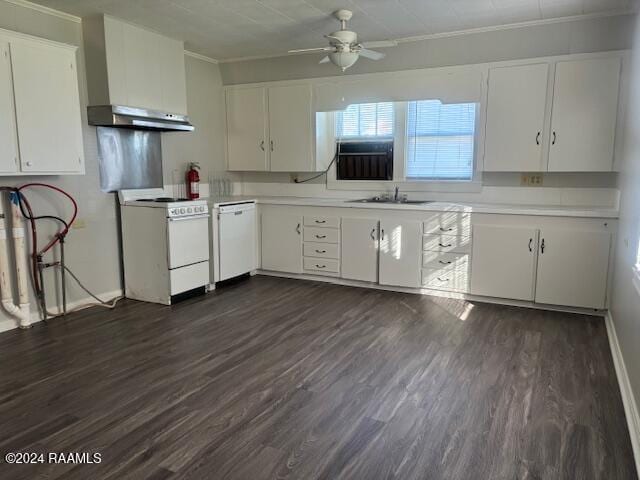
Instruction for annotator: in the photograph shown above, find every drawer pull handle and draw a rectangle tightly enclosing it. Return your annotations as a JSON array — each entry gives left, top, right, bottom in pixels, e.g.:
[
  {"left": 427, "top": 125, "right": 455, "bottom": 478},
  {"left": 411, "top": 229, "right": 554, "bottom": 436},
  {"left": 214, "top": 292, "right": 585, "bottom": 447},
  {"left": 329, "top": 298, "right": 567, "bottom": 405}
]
[
  {"left": 315, "top": 249, "right": 326, "bottom": 254},
  {"left": 316, "top": 234, "right": 327, "bottom": 239},
  {"left": 437, "top": 277, "right": 449, "bottom": 282},
  {"left": 528, "top": 238, "right": 533, "bottom": 252},
  {"left": 315, "top": 264, "right": 326, "bottom": 269},
  {"left": 439, "top": 260, "right": 452, "bottom": 265},
  {"left": 315, "top": 220, "right": 326, "bottom": 224},
  {"left": 439, "top": 243, "right": 452, "bottom": 248},
  {"left": 439, "top": 227, "right": 453, "bottom": 232}
]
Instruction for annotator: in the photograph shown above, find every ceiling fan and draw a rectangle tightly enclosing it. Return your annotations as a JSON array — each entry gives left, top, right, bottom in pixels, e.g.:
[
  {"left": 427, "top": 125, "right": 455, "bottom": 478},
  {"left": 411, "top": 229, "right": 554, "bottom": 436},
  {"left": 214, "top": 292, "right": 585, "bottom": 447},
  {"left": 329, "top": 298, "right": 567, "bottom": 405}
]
[{"left": 288, "top": 9, "right": 397, "bottom": 71}]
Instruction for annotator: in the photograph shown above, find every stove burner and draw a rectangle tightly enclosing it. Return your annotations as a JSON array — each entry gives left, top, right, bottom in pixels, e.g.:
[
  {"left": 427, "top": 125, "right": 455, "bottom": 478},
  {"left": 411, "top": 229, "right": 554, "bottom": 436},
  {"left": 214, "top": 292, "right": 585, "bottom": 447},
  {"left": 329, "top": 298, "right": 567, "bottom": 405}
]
[{"left": 135, "top": 197, "right": 189, "bottom": 203}]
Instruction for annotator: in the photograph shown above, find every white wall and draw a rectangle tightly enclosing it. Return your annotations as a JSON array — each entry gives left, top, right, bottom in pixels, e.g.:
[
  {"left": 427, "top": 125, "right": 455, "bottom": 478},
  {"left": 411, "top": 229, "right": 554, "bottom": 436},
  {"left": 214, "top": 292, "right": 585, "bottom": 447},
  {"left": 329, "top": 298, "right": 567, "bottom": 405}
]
[
  {"left": 610, "top": 10, "right": 640, "bottom": 455},
  {"left": 0, "top": 1, "right": 226, "bottom": 332}
]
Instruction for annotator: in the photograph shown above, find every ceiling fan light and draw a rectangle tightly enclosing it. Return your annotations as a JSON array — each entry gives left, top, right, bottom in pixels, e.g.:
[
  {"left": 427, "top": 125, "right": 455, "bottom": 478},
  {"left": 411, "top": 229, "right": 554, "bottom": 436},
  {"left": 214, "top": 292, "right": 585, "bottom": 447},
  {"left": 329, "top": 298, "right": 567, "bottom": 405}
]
[{"left": 329, "top": 51, "right": 358, "bottom": 71}]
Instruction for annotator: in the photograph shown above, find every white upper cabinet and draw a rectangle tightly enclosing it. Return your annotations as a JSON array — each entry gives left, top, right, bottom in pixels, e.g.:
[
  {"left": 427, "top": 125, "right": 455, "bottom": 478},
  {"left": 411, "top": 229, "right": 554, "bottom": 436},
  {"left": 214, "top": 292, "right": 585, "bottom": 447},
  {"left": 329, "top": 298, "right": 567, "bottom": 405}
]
[
  {"left": 341, "top": 217, "right": 379, "bottom": 283},
  {"left": 535, "top": 228, "right": 610, "bottom": 309},
  {"left": 470, "top": 224, "right": 538, "bottom": 301},
  {"left": 547, "top": 57, "right": 621, "bottom": 172},
  {"left": 0, "top": 41, "right": 18, "bottom": 173},
  {"left": 4, "top": 35, "right": 84, "bottom": 174},
  {"left": 484, "top": 63, "right": 549, "bottom": 172},
  {"left": 84, "top": 16, "right": 188, "bottom": 115},
  {"left": 379, "top": 219, "right": 421, "bottom": 288},
  {"left": 226, "top": 84, "right": 320, "bottom": 172},
  {"left": 268, "top": 84, "right": 313, "bottom": 172},
  {"left": 226, "top": 87, "right": 269, "bottom": 171}
]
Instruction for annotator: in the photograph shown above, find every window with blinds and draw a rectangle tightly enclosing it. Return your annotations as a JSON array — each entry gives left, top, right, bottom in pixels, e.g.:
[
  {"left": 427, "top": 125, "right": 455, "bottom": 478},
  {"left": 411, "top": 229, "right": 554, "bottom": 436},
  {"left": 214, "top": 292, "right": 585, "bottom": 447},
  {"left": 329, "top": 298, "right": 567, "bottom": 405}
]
[
  {"left": 336, "top": 102, "right": 394, "bottom": 139},
  {"left": 406, "top": 100, "right": 477, "bottom": 180}
]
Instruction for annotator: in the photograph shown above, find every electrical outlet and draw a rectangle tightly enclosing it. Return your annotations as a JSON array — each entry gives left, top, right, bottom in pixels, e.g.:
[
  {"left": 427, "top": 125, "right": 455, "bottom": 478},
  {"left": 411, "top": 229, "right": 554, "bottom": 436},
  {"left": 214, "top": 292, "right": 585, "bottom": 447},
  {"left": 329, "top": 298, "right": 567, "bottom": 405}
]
[
  {"left": 520, "top": 174, "right": 544, "bottom": 186},
  {"left": 72, "top": 219, "right": 87, "bottom": 229}
]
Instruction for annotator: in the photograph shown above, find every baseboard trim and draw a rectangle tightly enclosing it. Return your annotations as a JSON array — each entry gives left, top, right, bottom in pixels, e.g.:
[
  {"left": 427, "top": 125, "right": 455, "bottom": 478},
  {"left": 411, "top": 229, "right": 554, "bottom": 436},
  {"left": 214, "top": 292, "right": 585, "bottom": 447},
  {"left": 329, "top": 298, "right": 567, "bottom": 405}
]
[
  {"left": 605, "top": 311, "right": 640, "bottom": 476},
  {"left": 0, "top": 289, "right": 123, "bottom": 334},
  {"left": 257, "top": 270, "right": 605, "bottom": 316}
]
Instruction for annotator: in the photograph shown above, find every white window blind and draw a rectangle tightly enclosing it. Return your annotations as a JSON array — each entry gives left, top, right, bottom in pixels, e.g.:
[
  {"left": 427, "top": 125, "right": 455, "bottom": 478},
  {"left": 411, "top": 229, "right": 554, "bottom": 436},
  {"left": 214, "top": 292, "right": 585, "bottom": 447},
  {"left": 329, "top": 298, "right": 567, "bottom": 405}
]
[
  {"left": 406, "top": 100, "right": 476, "bottom": 180},
  {"left": 336, "top": 102, "right": 394, "bottom": 139}
]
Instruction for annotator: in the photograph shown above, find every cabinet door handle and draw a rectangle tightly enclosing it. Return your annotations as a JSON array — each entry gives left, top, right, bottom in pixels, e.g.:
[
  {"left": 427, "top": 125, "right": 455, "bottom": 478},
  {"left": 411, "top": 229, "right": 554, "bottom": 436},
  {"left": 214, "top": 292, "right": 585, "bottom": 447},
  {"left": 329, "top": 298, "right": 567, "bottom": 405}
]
[
  {"left": 260, "top": 140, "right": 265, "bottom": 151},
  {"left": 370, "top": 228, "right": 376, "bottom": 240},
  {"left": 528, "top": 238, "right": 533, "bottom": 252},
  {"left": 380, "top": 229, "right": 385, "bottom": 240},
  {"left": 439, "top": 260, "right": 452, "bottom": 265},
  {"left": 439, "top": 243, "right": 452, "bottom": 248},
  {"left": 315, "top": 220, "right": 326, "bottom": 224},
  {"left": 540, "top": 238, "right": 545, "bottom": 254},
  {"left": 552, "top": 132, "right": 556, "bottom": 145},
  {"left": 315, "top": 264, "right": 326, "bottom": 269},
  {"left": 536, "top": 131, "right": 541, "bottom": 145},
  {"left": 270, "top": 140, "right": 274, "bottom": 152},
  {"left": 296, "top": 223, "right": 301, "bottom": 235},
  {"left": 439, "top": 227, "right": 453, "bottom": 232},
  {"left": 315, "top": 234, "right": 326, "bottom": 239},
  {"left": 315, "top": 249, "right": 326, "bottom": 254},
  {"left": 437, "top": 277, "right": 450, "bottom": 282}
]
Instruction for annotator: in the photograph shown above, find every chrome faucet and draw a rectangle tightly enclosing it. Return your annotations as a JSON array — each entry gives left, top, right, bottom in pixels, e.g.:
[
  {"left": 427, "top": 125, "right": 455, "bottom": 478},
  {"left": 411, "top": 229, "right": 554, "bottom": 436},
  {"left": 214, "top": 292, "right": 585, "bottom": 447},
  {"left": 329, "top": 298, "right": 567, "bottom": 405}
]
[{"left": 394, "top": 185, "right": 400, "bottom": 201}]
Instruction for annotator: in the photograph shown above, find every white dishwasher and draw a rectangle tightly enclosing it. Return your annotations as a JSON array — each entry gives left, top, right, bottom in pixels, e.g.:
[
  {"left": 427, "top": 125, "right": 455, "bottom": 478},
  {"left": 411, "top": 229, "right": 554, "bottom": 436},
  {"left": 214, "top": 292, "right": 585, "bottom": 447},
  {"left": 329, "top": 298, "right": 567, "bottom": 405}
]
[{"left": 217, "top": 201, "right": 257, "bottom": 282}]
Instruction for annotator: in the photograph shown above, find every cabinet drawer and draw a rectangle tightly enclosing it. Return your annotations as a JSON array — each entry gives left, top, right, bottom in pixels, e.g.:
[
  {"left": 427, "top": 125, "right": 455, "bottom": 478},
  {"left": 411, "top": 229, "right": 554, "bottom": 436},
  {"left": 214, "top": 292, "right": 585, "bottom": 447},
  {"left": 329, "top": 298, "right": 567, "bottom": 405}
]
[
  {"left": 423, "top": 251, "right": 469, "bottom": 271},
  {"left": 304, "top": 215, "right": 340, "bottom": 228},
  {"left": 423, "top": 212, "right": 471, "bottom": 236},
  {"left": 303, "top": 257, "right": 340, "bottom": 273},
  {"left": 303, "top": 242, "right": 340, "bottom": 259},
  {"left": 423, "top": 234, "right": 471, "bottom": 254},
  {"left": 304, "top": 227, "right": 339, "bottom": 243},
  {"left": 421, "top": 267, "right": 469, "bottom": 293}
]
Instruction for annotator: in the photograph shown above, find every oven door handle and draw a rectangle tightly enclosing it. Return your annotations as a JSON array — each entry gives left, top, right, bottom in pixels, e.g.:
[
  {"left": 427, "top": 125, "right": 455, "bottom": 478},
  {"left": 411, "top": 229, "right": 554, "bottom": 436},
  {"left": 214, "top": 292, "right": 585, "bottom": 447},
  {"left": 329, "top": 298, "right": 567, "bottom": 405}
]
[{"left": 168, "top": 214, "right": 210, "bottom": 222}]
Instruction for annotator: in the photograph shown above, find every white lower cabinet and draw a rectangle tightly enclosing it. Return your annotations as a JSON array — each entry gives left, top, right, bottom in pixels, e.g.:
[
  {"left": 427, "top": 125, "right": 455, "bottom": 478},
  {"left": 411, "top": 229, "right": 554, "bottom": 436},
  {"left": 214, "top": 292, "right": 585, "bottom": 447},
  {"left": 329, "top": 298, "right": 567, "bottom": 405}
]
[
  {"left": 261, "top": 213, "right": 302, "bottom": 273},
  {"left": 470, "top": 222, "right": 612, "bottom": 309},
  {"left": 535, "top": 228, "right": 610, "bottom": 309},
  {"left": 379, "top": 219, "right": 421, "bottom": 288},
  {"left": 341, "top": 217, "right": 379, "bottom": 283},
  {"left": 470, "top": 225, "right": 538, "bottom": 301}
]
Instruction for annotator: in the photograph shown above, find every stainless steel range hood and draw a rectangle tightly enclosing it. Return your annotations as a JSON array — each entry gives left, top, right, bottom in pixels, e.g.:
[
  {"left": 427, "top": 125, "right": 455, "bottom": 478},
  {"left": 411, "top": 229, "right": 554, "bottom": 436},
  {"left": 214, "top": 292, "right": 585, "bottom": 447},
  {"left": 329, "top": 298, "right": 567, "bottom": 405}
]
[{"left": 88, "top": 105, "right": 194, "bottom": 132}]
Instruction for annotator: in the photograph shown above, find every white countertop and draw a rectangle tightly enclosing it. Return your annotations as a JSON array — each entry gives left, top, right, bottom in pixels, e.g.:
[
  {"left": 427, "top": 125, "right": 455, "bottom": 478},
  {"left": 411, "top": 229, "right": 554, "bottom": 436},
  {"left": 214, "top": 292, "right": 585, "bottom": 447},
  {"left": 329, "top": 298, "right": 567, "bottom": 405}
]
[{"left": 208, "top": 195, "right": 618, "bottom": 218}]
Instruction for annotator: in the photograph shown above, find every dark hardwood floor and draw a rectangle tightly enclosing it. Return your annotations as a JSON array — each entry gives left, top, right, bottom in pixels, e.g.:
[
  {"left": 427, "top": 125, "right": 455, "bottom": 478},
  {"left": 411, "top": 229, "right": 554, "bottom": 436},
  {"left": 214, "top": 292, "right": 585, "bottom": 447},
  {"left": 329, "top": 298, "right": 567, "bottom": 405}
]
[{"left": 0, "top": 275, "right": 636, "bottom": 480}]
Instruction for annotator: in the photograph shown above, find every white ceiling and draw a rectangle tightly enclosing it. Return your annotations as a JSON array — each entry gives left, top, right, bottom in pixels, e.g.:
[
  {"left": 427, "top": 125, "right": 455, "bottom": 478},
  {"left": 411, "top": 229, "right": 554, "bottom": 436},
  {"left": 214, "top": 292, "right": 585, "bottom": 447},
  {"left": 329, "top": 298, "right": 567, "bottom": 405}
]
[{"left": 29, "top": 0, "right": 635, "bottom": 60}]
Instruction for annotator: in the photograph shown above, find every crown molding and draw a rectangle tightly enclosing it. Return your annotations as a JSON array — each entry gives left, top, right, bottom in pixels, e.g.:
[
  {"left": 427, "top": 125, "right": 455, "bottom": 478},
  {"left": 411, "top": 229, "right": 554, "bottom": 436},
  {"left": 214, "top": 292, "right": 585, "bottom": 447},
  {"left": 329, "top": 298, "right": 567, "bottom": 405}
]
[
  {"left": 218, "top": 9, "right": 636, "bottom": 64},
  {"left": 185, "top": 50, "right": 219, "bottom": 64},
  {"left": 3, "top": 0, "right": 81, "bottom": 23}
]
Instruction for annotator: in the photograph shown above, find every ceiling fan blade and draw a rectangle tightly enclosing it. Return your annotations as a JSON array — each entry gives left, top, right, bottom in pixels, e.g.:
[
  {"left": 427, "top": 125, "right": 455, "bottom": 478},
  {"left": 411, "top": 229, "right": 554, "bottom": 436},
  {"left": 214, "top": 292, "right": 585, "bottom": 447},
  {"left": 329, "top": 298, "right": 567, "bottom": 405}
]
[
  {"left": 324, "top": 34, "right": 348, "bottom": 44},
  {"left": 319, "top": 56, "right": 330, "bottom": 64},
  {"left": 360, "top": 40, "right": 398, "bottom": 48},
  {"left": 288, "top": 47, "right": 333, "bottom": 54},
  {"left": 359, "top": 49, "right": 385, "bottom": 61}
]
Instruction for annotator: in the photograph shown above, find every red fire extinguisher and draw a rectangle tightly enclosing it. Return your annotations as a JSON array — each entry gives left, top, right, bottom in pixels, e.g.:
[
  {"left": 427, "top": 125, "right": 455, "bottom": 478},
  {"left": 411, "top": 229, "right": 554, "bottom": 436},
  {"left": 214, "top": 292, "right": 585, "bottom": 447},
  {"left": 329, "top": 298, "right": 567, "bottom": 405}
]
[{"left": 186, "top": 162, "right": 200, "bottom": 200}]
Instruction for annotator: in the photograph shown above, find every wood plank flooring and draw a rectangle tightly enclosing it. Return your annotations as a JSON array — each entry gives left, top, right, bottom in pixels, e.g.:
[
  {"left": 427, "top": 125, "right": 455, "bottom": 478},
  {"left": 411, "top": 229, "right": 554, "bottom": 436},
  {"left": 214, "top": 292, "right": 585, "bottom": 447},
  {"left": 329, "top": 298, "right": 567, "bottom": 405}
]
[{"left": 0, "top": 275, "right": 636, "bottom": 480}]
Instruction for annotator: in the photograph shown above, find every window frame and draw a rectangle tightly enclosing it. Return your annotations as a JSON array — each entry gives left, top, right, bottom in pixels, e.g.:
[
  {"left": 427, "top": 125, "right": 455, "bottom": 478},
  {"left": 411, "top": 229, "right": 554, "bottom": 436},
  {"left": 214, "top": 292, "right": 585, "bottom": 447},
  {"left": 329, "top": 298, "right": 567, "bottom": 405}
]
[
  {"left": 633, "top": 238, "right": 640, "bottom": 297},
  {"left": 327, "top": 101, "right": 483, "bottom": 193}
]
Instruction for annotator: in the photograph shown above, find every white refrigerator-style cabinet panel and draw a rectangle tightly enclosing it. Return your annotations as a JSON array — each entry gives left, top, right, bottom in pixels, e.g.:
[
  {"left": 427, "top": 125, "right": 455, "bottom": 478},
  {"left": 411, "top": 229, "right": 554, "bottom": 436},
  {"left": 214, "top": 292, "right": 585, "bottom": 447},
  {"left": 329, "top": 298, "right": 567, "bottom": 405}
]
[
  {"left": 535, "top": 228, "right": 610, "bottom": 309},
  {"left": 268, "top": 84, "right": 313, "bottom": 172},
  {"left": 10, "top": 40, "right": 84, "bottom": 174},
  {"left": 226, "top": 87, "right": 269, "bottom": 171},
  {"left": 341, "top": 217, "right": 379, "bottom": 283},
  {"left": 470, "top": 224, "right": 538, "bottom": 301},
  {"left": 378, "top": 219, "right": 421, "bottom": 288},
  {"left": 484, "top": 63, "right": 549, "bottom": 172},
  {"left": 0, "top": 42, "right": 18, "bottom": 173},
  {"left": 261, "top": 213, "right": 303, "bottom": 274},
  {"left": 547, "top": 57, "right": 621, "bottom": 172}
]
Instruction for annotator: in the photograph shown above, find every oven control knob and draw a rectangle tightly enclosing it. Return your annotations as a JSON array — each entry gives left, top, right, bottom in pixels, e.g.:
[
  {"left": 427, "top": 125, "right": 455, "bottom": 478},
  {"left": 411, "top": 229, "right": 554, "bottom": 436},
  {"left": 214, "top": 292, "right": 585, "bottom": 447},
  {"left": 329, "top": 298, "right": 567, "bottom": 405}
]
[
  {"left": 180, "top": 208, "right": 186, "bottom": 214},
  {"left": 199, "top": 206, "right": 205, "bottom": 212},
  {"left": 187, "top": 207, "right": 193, "bottom": 213},
  {"left": 170, "top": 209, "right": 176, "bottom": 215}
]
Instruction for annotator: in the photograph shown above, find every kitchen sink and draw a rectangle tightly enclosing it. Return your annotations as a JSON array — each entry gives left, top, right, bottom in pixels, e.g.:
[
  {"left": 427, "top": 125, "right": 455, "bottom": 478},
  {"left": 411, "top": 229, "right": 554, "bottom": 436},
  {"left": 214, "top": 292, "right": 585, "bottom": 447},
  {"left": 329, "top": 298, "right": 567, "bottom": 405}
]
[{"left": 348, "top": 197, "right": 434, "bottom": 205}]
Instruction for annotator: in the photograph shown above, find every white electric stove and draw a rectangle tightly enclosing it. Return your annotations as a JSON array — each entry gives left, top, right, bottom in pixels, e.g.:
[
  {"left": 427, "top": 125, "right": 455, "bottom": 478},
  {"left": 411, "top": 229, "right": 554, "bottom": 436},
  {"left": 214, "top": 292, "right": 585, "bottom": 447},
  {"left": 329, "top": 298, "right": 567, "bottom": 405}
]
[{"left": 119, "top": 189, "right": 210, "bottom": 305}]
